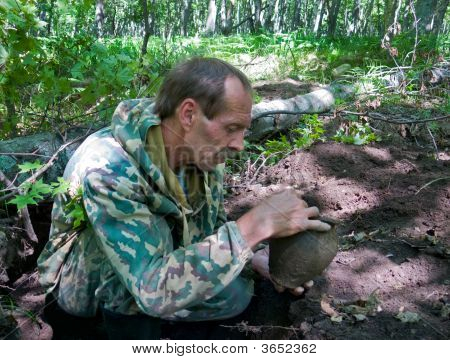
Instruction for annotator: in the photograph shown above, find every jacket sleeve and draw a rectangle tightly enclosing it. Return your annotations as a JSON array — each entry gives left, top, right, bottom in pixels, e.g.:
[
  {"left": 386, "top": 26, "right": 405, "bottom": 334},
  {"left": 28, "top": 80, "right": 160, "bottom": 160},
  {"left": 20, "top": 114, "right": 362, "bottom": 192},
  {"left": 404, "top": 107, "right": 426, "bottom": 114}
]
[{"left": 82, "top": 170, "right": 253, "bottom": 318}]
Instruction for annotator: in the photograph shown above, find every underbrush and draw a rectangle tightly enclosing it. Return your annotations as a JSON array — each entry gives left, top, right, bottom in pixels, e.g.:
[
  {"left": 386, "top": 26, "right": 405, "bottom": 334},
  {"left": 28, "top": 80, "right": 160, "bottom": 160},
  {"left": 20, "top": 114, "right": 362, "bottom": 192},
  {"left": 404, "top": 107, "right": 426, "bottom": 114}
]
[{"left": 1, "top": 11, "right": 448, "bottom": 140}]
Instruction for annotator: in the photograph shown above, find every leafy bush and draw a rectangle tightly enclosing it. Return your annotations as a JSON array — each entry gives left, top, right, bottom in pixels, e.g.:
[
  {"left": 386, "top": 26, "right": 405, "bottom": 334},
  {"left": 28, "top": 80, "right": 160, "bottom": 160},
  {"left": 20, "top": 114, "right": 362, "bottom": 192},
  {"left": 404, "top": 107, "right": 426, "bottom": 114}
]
[
  {"left": 332, "top": 122, "right": 381, "bottom": 145},
  {"left": 8, "top": 160, "right": 86, "bottom": 228}
]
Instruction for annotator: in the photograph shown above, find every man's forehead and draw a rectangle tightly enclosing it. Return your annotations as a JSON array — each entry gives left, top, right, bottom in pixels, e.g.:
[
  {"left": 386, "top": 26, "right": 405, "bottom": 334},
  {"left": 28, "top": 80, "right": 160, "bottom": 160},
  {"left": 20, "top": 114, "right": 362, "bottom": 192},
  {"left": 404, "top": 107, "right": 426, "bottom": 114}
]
[
  {"left": 219, "top": 110, "right": 252, "bottom": 128},
  {"left": 224, "top": 76, "right": 252, "bottom": 103}
]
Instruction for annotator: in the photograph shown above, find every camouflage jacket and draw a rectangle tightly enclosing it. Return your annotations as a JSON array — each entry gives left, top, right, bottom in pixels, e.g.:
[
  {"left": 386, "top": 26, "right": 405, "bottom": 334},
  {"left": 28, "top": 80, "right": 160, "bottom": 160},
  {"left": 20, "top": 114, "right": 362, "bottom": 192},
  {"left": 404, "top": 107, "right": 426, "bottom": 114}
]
[{"left": 38, "top": 99, "right": 254, "bottom": 319}]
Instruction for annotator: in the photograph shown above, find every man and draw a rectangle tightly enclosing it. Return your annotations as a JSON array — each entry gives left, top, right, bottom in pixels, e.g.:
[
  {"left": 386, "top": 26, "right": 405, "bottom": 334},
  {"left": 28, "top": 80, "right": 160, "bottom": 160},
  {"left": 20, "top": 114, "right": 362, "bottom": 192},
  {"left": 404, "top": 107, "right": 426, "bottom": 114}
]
[{"left": 38, "top": 57, "right": 330, "bottom": 339}]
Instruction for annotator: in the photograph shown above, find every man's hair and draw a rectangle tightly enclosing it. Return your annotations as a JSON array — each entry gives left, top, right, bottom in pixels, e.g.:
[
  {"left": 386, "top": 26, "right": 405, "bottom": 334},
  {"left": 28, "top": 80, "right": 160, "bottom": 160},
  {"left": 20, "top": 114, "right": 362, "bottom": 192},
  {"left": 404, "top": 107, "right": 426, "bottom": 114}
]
[{"left": 154, "top": 57, "right": 252, "bottom": 120}]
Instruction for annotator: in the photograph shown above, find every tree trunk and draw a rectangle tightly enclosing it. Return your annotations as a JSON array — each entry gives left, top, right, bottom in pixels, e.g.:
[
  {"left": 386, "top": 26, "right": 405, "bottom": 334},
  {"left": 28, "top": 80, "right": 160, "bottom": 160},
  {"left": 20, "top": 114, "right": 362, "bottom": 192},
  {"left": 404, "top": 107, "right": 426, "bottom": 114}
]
[
  {"left": 416, "top": 0, "right": 449, "bottom": 35},
  {"left": 3, "top": 95, "right": 17, "bottom": 137},
  {"left": 328, "top": 0, "right": 343, "bottom": 37},
  {"left": 351, "top": 0, "right": 362, "bottom": 34},
  {"left": 141, "top": 0, "right": 150, "bottom": 58},
  {"left": 264, "top": 0, "right": 276, "bottom": 32},
  {"left": 220, "top": 0, "right": 235, "bottom": 35},
  {"left": 227, "top": 0, "right": 235, "bottom": 33},
  {"left": 377, "top": 0, "right": 383, "bottom": 35},
  {"left": 95, "top": 0, "right": 105, "bottom": 38},
  {"left": 278, "top": 0, "right": 287, "bottom": 32},
  {"left": 361, "top": 0, "right": 375, "bottom": 35},
  {"left": 271, "top": 0, "right": 284, "bottom": 33},
  {"left": 254, "top": 0, "right": 263, "bottom": 32},
  {"left": 47, "top": 0, "right": 56, "bottom": 35},
  {"left": 384, "top": 0, "right": 402, "bottom": 33},
  {"left": 236, "top": 0, "right": 241, "bottom": 33},
  {"left": 110, "top": 4, "right": 116, "bottom": 36},
  {"left": 313, "top": 0, "right": 326, "bottom": 34},
  {"left": 149, "top": 0, "right": 156, "bottom": 36},
  {"left": 291, "top": 0, "right": 303, "bottom": 31},
  {"left": 343, "top": 0, "right": 350, "bottom": 34},
  {"left": 305, "top": 0, "right": 313, "bottom": 33},
  {"left": 206, "top": 0, "right": 217, "bottom": 34},
  {"left": 182, "top": 0, "right": 193, "bottom": 36},
  {"left": 435, "top": 0, "right": 450, "bottom": 35},
  {"left": 221, "top": 0, "right": 227, "bottom": 32}
]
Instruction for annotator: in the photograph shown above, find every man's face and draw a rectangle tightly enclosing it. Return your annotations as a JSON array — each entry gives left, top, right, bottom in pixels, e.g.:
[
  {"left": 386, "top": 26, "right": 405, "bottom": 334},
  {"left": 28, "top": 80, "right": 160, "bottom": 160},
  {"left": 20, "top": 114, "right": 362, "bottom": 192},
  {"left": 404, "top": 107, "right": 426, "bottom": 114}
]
[{"left": 185, "top": 77, "right": 252, "bottom": 171}]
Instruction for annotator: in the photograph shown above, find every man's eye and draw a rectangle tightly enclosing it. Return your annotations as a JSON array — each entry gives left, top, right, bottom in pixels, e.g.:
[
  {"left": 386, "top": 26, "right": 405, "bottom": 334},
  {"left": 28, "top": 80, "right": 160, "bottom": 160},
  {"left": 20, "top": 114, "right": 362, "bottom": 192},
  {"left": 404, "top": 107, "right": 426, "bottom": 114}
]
[{"left": 227, "top": 127, "right": 238, "bottom": 133}]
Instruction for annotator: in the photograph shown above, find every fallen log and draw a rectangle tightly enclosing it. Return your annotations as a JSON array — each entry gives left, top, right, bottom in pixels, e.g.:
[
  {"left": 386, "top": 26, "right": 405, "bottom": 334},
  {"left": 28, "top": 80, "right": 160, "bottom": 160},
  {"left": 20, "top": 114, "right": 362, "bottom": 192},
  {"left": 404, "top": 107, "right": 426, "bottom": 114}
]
[
  {"left": 248, "top": 84, "right": 355, "bottom": 142},
  {"left": 0, "top": 128, "right": 92, "bottom": 187},
  {"left": 421, "top": 64, "right": 450, "bottom": 86}
]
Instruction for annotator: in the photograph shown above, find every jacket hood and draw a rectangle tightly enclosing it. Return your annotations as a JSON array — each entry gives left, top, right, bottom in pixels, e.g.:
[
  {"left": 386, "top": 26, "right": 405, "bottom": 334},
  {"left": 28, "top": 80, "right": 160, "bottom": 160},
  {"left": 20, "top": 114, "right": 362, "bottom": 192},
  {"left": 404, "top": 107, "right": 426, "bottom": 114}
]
[{"left": 110, "top": 98, "right": 166, "bottom": 185}]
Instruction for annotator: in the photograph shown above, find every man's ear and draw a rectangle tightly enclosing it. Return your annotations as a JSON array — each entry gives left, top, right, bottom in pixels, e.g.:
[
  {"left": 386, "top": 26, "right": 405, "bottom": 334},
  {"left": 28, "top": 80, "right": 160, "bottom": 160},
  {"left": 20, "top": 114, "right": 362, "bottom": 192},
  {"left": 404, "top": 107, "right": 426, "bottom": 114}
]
[{"left": 178, "top": 98, "right": 197, "bottom": 131}]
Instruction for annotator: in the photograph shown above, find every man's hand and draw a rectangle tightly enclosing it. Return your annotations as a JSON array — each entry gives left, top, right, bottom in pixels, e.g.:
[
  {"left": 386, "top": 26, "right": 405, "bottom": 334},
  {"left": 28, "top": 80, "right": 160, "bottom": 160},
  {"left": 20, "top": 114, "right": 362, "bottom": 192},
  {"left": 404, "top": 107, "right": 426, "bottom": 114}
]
[
  {"left": 236, "top": 187, "right": 331, "bottom": 248},
  {"left": 251, "top": 246, "right": 314, "bottom": 296}
]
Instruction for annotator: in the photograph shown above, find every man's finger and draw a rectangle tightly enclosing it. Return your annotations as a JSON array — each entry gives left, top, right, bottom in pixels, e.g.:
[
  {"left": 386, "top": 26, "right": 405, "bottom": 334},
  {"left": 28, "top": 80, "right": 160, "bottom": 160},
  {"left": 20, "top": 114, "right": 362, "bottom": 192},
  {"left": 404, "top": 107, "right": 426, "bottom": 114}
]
[
  {"left": 304, "top": 206, "right": 320, "bottom": 218},
  {"left": 303, "top": 280, "right": 314, "bottom": 289},
  {"left": 307, "top": 219, "right": 332, "bottom": 232},
  {"left": 289, "top": 286, "right": 305, "bottom": 296},
  {"left": 300, "top": 199, "right": 309, "bottom": 208}
]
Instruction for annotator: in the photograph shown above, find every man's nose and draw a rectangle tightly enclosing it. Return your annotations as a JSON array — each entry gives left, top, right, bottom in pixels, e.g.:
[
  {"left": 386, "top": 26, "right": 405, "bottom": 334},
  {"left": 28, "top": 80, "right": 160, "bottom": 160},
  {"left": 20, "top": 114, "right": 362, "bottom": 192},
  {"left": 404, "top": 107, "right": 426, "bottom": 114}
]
[{"left": 228, "top": 131, "right": 245, "bottom": 152}]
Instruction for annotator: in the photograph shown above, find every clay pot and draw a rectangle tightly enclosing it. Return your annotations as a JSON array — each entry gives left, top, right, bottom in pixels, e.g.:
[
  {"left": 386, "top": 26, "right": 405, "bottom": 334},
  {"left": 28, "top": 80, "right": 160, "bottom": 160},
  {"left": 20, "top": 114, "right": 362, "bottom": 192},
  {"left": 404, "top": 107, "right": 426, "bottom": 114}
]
[{"left": 269, "top": 218, "right": 338, "bottom": 288}]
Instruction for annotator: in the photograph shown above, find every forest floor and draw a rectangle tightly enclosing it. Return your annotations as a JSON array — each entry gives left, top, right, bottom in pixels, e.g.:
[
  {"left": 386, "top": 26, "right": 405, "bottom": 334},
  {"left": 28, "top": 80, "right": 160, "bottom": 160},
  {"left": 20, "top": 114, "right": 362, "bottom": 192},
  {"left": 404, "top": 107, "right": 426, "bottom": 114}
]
[
  {"left": 222, "top": 140, "right": 449, "bottom": 340},
  {"left": 2, "top": 80, "right": 449, "bottom": 340}
]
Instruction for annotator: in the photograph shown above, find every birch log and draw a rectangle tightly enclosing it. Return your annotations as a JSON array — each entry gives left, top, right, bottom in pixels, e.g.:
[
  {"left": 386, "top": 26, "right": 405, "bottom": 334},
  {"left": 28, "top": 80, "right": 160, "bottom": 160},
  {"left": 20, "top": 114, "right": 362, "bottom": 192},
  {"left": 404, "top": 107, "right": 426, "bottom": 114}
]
[{"left": 247, "top": 84, "right": 355, "bottom": 142}]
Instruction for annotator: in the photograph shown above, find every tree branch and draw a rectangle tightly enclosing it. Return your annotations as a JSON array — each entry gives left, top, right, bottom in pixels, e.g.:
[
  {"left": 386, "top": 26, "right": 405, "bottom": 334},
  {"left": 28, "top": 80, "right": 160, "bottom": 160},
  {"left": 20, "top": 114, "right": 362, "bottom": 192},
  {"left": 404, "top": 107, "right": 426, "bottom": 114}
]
[
  {"left": 0, "top": 133, "right": 92, "bottom": 204},
  {"left": 252, "top": 110, "right": 323, "bottom": 121},
  {"left": 252, "top": 108, "right": 450, "bottom": 126},
  {"left": 0, "top": 152, "right": 51, "bottom": 158},
  {"left": 0, "top": 170, "right": 38, "bottom": 245},
  {"left": 340, "top": 111, "right": 450, "bottom": 124}
]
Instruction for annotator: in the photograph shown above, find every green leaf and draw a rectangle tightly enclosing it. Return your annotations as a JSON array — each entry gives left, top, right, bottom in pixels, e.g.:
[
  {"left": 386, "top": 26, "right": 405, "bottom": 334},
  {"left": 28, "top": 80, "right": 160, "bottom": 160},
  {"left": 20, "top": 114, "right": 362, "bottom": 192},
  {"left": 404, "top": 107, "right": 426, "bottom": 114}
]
[
  {"left": 353, "top": 314, "right": 367, "bottom": 321},
  {"left": 117, "top": 53, "right": 131, "bottom": 63},
  {"left": 8, "top": 194, "right": 38, "bottom": 210},
  {"left": 352, "top": 134, "right": 365, "bottom": 145},
  {"left": 116, "top": 67, "right": 132, "bottom": 84},
  {"left": 30, "top": 179, "right": 53, "bottom": 196},
  {"left": 22, "top": 53, "right": 36, "bottom": 66},
  {"left": 66, "top": 203, "right": 86, "bottom": 228},
  {"left": 70, "top": 62, "right": 84, "bottom": 79},
  {"left": 343, "top": 304, "right": 368, "bottom": 315},
  {"left": 51, "top": 177, "right": 70, "bottom": 196},
  {"left": 18, "top": 160, "right": 43, "bottom": 173}
]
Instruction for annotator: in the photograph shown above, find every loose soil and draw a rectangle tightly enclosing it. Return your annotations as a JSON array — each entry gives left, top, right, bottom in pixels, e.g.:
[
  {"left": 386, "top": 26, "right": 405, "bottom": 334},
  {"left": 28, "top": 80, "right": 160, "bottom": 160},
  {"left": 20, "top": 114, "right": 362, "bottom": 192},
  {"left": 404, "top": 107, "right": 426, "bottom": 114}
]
[
  {"left": 2, "top": 81, "right": 449, "bottom": 340},
  {"left": 222, "top": 140, "right": 449, "bottom": 340}
]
